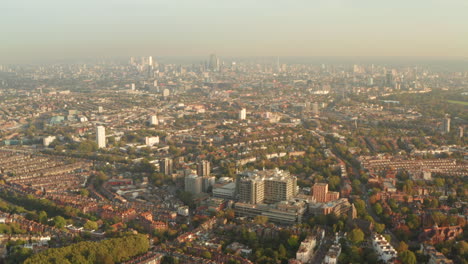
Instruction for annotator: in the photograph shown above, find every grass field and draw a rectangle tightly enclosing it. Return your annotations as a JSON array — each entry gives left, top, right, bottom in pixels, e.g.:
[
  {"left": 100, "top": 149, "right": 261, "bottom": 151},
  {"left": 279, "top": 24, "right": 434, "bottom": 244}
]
[{"left": 447, "top": 100, "right": 468, "bottom": 106}]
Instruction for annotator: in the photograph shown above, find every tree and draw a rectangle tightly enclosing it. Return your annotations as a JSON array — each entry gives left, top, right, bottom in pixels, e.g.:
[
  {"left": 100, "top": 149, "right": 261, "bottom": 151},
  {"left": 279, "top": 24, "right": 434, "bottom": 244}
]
[
  {"left": 347, "top": 228, "right": 364, "bottom": 244},
  {"left": 278, "top": 244, "right": 287, "bottom": 259},
  {"left": 201, "top": 251, "right": 212, "bottom": 259},
  {"left": 84, "top": 220, "right": 98, "bottom": 230},
  {"left": 397, "top": 241, "right": 409, "bottom": 252},
  {"left": 373, "top": 203, "right": 383, "bottom": 215},
  {"left": 287, "top": 235, "right": 299, "bottom": 249},
  {"left": 399, "top": 250, "right": 416, "bottom": 264},
  {"left": 38, "top": 211, "right": 48, "bottom": 224},
  {"left": 53, "top": 216, "right": 66, "bottom": 229},
  {"left": 253, "top": 215, "right": 268, "bottom": 225},
  {"left": 79, "top": 189, "right": 89, "bottom": 197},
  {"left": 406, "top": 214, "right": 421, "bottom": 230},
  {"left": 374, "top": 223, "right": 385, "bottom": 234}
]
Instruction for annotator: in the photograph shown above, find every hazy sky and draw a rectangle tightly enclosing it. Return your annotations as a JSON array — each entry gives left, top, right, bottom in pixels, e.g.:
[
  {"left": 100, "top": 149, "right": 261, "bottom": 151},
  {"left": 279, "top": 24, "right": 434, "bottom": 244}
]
[{"left": 1, "top": 0, "right": 468, "bottom": 63}]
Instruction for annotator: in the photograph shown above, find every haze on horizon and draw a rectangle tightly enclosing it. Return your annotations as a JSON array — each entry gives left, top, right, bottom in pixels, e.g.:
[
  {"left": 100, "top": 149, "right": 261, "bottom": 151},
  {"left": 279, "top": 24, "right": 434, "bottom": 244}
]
[{"left": 1, "top": 0, "right": 468, "bottom": 63}]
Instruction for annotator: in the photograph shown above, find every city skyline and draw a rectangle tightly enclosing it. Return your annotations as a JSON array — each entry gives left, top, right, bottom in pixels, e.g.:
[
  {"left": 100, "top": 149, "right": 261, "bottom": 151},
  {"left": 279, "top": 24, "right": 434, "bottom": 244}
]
[{"left": 2, "top": 0, "right": 468, "bottom": 63}]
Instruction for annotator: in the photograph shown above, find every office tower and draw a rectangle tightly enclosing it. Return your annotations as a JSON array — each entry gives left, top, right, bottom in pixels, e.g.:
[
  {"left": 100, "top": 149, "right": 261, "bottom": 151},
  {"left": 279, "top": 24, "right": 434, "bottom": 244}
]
[
  {"left": 385, "top": 72, "right": 393, "bottom": 86},
  {"left": 263, "top": 174, "right": 297, "bottom": 203},
  {"left": 98, "top": 106, "right": 103, "bottom": 113},
  {"left": 459, "top": 126, "right": 464, "bottom": 138},
  {"left": 202, "top": 176, "right": 216, "bottom": 192},
  {"left": 159, "top": 158, "right": 173, "bottom": 175},
  {"left": 312, "top": 102, "right": 319, "bottom": 116},
  {"left": 368, "top": 77, "right": 374, "bottom": 86},
  {"left": 209, "top": 54, "right": 219, "bottom": 71},
  {"left": 149, "top": 115, "right": 159, "bottom": 126},
  {"left": 238, "top": 176, "right": 265, "bottom": 204},
  {"left": 148, "top": 56, "right": 153, "bottom": 66},
  {"left": 239, "top": 108, "right": 246, "bottom": 120},
  {"left": 197, "top": 160, "right": 211, "bottom": 177},
  {"left": 443, "top": 116, "right": 451, "bottom": 133},
  {"left": 130, "top": 57, "right": 135, "bottom": 65},
  {"left": 131, "top": 83, "right": 136, "bottom": 91},
  {"left": 96, "top": 126, "right": 106, "bottom": 149},
  {"left": 162, "top": 88, "right": 170, "bottom": 98},
  {"left": 185, "top": 174, "right": 202, "bottom": 195},
  {"left": 237, "top": 169, "right": 297, "bottom": 204},
  {"left": 312, "top": 183, "right": 339, "bottom": 203},
  {"left": 276, "top": 56, "right": 280, "bottom": 72},
  {"left": 312, "top": 183, "right": 328, "bottom": 203}
]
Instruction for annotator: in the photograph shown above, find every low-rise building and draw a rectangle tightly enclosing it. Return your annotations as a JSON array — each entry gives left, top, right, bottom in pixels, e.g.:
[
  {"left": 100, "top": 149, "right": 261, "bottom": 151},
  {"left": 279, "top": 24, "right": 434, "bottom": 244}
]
[{"left": 371, "top": 233, "right": 397, "bottom": 263}]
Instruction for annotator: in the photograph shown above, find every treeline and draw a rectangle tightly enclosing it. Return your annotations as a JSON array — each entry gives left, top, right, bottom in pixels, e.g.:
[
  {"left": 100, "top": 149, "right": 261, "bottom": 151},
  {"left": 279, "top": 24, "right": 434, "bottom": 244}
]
[
  {"left": 24, "top": 234, "right": 149, "bottom": 264},
  {"left": 0, "top": 190, "right": 77, "bottom": 218}
]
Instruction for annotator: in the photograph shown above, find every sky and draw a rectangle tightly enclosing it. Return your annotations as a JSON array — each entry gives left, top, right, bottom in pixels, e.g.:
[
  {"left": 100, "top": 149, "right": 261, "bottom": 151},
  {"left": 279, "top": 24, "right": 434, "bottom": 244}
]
[{"left": 1, "top": 0, "right": 468, "bottom": 63}]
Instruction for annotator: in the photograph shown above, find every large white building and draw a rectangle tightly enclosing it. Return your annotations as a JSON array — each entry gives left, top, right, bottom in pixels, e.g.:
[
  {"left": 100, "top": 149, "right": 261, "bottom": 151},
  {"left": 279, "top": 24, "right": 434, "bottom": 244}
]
[
  {"left": 149, "top": 115, "right": 159, "bottom": 126},
  {"left": 145, "top": 136, "right": 159, "bottom": 146},
  {"left": 323, "top": 243, "right": 341, "bottom": 264},
  {"left": 372, "top": 233, "right": 397, "bottom": 263},
  {"left": 185, "top": 174, "right": 202, "bottom": 195},
  {"left": 236, "top": 169, "right": 297, "bottom": 204},
  {"left": 96, "top": 126, "right": 106, "bottom": 148},
  {"left": 239, "top": 108, "right": 247, "bottom": 120},
  {"left": 296, "top": 235, "right": 316, "bottom": 263},
  {"left": 43, "top": 136, "right": 56, "bottom": 147}
]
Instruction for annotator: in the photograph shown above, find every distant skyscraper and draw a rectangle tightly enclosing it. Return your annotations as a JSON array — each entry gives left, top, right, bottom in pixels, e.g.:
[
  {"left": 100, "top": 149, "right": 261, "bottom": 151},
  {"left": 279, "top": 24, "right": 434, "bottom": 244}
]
[
  {"left": 148, "top": 56, "right": 153, "bottom": 66},
  {"left": 98, "top": 106, "right": 104, "bottom": 113},
  {"left": 209, "top": 54, "right": 219, "bottom": 71},
  {"left": 312, "top": 102, "right": 319, "bottom": 116},
  {"left": 159, "top": 158, "right": 173, "bottom": 175},
  {"left": 459, "top": 126, "right": 464, "bottom": 138},
  {"left": 197, "top": 160, "right": 211, "bottom": 177},
  {"left": 239, "top": 108, "right": 246, "bottom": 120},
  {"left": 96, "top": 126, "right": 106, "bottom": 149},
  {"left": 131, "top": 83, "right": 136, "bottom": 91},
  {"left": 443, "top": 116, "right": 451, "bottom": 134},
  {"left": 162, "top": 88, "right": 170, "bottom": 98},
  {"left": 149, "top": 115, "right": 159, "bottom": 126},
  {"left": 385, "top": 72, "right": 393, "bottom": 86},
  {"left": 276, "top": 56, "right": 280, "bottom": 72}
]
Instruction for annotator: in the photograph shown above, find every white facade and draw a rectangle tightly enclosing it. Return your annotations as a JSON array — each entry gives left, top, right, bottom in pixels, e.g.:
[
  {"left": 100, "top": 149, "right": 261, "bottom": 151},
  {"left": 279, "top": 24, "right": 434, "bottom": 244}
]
[
  {"left": 323, "top": 244, "right": 341, "bottom": 264},
  {"left": 372, "top": 233, "right": 397, "bottom": 263},
  {"left": 148, "top": 56, "right": 153, "bottom": 66},
  {"left": 296, "top": 235, "right": 316, "bottom": 263},
  {"left": 149, "top": 115, "right": 159, "bottom": 125},
  {"left": 177, "top": 206, "right": 190, "bottom": 217},
  {"left": 96, "top": 126, "right": 106, "bottom": 148},
  {"left": 239, "top": 108, "right": 246, "bottom": 120},
  {"left": 43, "top": 136, "right": 56, "bottom": 147},
  {"left": 145, "top": 136, "right": 159, "bottom": 146}
]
